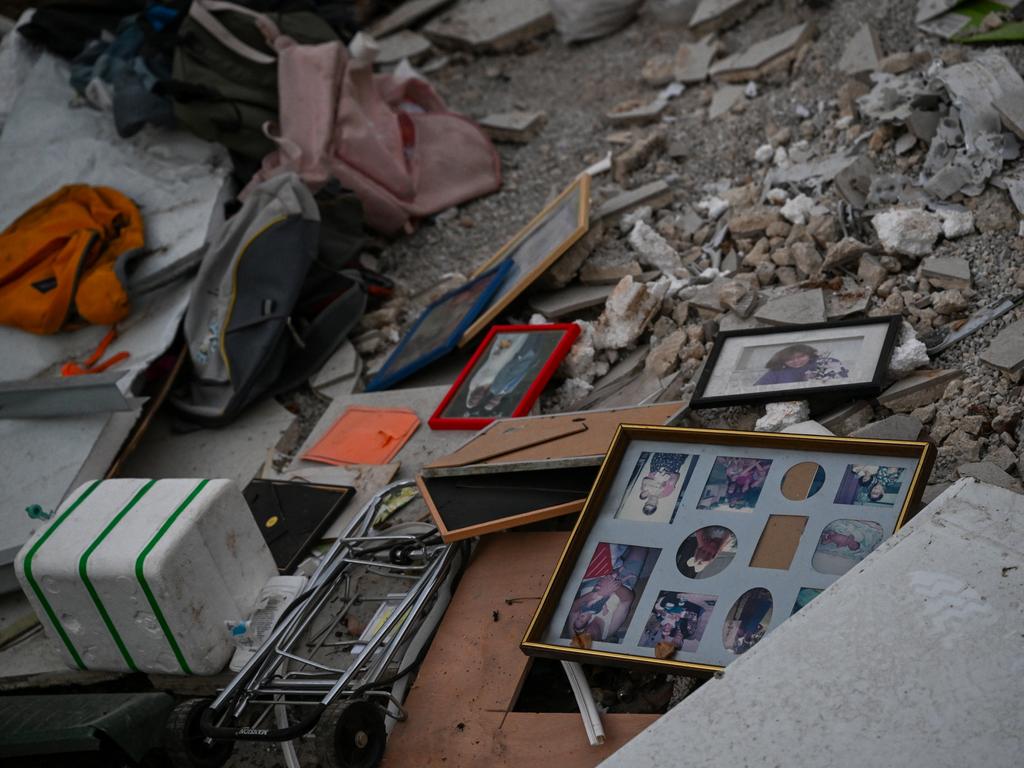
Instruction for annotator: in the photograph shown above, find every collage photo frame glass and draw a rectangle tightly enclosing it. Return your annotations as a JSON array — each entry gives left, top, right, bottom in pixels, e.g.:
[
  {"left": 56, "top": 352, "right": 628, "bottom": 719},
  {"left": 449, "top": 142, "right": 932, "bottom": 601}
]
[{"left": 521, "top": 426, "right": 935, "bottom": 673}]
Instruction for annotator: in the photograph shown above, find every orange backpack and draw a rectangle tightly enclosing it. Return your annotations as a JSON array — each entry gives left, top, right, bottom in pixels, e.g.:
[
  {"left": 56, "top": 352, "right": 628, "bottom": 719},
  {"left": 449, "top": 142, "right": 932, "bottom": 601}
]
[{"left": 0, "top": 185, "right": 144, "bottom": 335}]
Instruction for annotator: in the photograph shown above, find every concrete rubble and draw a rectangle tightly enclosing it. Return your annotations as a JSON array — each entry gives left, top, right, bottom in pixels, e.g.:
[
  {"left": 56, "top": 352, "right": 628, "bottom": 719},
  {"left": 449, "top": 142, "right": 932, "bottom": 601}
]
[{"left": 5, "top": 0, "right": 1024, "bottom": 764}]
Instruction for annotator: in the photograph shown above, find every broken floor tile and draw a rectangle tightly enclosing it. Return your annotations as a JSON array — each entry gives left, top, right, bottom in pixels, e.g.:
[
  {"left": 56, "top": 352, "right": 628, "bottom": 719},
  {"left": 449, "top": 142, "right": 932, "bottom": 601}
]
[
  {"left": 375, "top": 30, "right": 433, "bottom": 65},
  {"left": 709, "top": 22, "right": 814, "bottom": 83},
  {"left": 980, "top": 320, "right": 1024, "bottom": 375},
  {"left": 838, "top": 23, "right": 882, "bottom": 76},
  {"left": 689, "top": 0, "right": 769, "bottom": 34},
  {"left": 595, "top": 180, "right": 674, "bottom": 222},
  {"left": 937, "top": 53, "right": 1024, "bottom": 149},
  {"left": 872, "top": 208, "right": 942, "bottom": 257},
  {"left": 826, "top": 289, "right": 870, "bottom": 320},
  {"left": 851, "top": 414, "right": 924, "bottom": 441},
  {"left": 528, "top": 284, "right": 614, "bottom": 318},
  {"left": 674, "top": 34, "right": 717, "bottom": 84},
  {"left": 925, "top": 256, "right": 970, "bottom": 288},
  {"left": 613, "top": 129, "right": 667, "bottom": 184},
  {"left": 369, "top": 0, "right": 454, "bottom": 37},
  {"left": 877, "top": 368, "right": 962, "bottom": 412},
  {"left": 423, "top": 0, "right": 553, "bottom": 52},
  {"left": 957, "top": 461, "right": 1023, "bottom": 493},
  {"left": 753, "top": 289, "right": 826, "bottom": 326},
  {"left": 607, "top": 96, "right": 668, "bottom": 126},
  {"left": 478, "top": 110, "right": 547, "bottom": 143},
  {"left": 708, "top": 84, "right": 745, "bottom": 119}
]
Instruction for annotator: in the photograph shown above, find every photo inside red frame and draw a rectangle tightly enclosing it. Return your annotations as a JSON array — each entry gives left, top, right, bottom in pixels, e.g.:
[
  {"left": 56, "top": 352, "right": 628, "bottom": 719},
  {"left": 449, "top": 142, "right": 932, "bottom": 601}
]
[{"left": 429, "top": 324, "right": 579, "bottom": 429}]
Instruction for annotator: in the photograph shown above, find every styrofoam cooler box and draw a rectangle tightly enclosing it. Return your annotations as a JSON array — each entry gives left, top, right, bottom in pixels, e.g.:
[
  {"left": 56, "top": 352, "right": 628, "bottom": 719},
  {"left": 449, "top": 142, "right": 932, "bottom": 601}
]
[{"left": 15, "top": 478, "right": 277, "bottom": 675}]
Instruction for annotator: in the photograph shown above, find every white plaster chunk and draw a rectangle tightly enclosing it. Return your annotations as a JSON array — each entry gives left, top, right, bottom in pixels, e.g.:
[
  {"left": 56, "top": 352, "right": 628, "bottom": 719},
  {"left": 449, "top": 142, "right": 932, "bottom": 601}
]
[
  {"left": 872, "top": 208, "right": 943, "bottom": 256},
  {"left": 755, "top": 400, "right": 810, "bottom": 432}
]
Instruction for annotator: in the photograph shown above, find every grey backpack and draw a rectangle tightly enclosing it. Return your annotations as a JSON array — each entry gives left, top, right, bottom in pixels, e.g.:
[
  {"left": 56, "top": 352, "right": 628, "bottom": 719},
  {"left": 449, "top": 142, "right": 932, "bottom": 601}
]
[{"left": 174, "top": 173, "right": 366, "bottom": 425}]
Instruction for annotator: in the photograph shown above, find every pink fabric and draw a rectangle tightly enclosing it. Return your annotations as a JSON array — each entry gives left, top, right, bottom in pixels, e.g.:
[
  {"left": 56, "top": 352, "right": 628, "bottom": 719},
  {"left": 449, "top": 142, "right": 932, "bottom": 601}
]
[{"left": 242, "top": 36, "right": 501, "bottom": 234}]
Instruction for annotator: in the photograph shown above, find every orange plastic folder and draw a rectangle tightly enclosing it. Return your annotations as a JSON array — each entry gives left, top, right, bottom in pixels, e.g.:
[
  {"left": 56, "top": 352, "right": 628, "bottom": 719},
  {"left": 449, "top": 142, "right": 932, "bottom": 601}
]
[{"left": 303, "top": 407, "right": 421, "bottom": 465}]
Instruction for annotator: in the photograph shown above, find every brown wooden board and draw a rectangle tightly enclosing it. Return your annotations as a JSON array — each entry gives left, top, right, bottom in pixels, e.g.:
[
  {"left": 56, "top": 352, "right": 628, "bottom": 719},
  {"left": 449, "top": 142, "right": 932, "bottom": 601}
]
[
  {"left": 383, "top": 533, "right": 656, "bottom": 767},
  {"left": 424, "top": 402, "right": 684, "bottom": 471}
]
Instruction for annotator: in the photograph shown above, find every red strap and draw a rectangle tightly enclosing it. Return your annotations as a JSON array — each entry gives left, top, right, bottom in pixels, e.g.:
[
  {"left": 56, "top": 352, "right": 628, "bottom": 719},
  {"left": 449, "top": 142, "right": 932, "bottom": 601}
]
[{"left": 61, "top": 327, "right": 130, "bottom": 376}]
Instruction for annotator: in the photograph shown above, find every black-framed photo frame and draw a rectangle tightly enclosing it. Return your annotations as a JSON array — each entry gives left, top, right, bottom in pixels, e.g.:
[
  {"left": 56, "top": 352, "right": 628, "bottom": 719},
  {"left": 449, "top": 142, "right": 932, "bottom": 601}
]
[
  {"left": 520, "top": 426, "right": 935, "bottom": 674},
  {"left": 689, "top": 316, "right": 902, "bottom": 409}
]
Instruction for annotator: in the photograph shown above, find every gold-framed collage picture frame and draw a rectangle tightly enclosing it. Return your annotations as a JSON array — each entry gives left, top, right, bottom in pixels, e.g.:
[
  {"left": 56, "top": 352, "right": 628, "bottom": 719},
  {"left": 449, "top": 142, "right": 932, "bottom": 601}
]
[{"left": 521, "top": 426, "right": 935, "bottom": 673}]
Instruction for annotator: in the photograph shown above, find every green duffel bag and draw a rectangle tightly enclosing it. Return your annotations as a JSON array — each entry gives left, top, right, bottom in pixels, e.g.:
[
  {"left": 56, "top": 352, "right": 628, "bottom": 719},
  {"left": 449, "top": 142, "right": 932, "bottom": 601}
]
[{"left": 166, "top": 0, "right": 336, "bottom": 160}]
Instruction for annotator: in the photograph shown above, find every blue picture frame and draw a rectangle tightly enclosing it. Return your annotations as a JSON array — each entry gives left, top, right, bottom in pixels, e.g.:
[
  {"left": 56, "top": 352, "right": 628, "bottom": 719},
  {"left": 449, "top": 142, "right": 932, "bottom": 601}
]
[{"left": 365, "top": 260, "right": 513, "bottom": 392}]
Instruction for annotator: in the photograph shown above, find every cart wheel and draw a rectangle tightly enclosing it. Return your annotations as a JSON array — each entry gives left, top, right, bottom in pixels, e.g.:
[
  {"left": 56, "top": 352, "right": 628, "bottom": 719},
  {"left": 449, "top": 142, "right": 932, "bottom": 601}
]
[
  {"left": 163, "top": 698, "right": 234, "bottom": 768},
  {"left": 315, "top": 700, "right": 387, "bottom": 768}
]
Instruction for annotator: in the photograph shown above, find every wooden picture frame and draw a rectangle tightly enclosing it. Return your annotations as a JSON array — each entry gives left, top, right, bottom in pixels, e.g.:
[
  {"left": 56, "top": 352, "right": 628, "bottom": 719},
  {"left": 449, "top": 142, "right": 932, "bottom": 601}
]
[
  {"left": 521, "top": 426, "right": 935, "bottom": 674},
  {"left": 458, "top": 175, "right": 590, "bottom": 346},
  {"left": 429, "top": 323, "right": 580, "bottom": 431},
  {"left": 690, "top": 316, "right": 902, "bottom": 409},
  {"left": 366, "top": 261, "right": 513, "bottom": 392}
]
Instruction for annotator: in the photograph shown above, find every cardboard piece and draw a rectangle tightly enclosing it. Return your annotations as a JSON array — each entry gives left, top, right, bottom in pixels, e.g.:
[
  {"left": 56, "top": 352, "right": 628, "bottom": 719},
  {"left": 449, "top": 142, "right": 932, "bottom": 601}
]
[
  {"left": 302, "top": 406, "right": 420, "bottom": 465},
  {"left": 383, "top": 532, "right": 657, "bottom": 767},
  {"left": 425, "top": 402, "right": 685, "bottom": 472}
]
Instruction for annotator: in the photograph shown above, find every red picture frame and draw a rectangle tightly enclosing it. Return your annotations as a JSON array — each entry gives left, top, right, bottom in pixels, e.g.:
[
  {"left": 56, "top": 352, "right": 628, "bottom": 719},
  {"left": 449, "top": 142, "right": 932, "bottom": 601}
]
[{"left": 428, "top": 323, "right": 580, "bottom": 430}]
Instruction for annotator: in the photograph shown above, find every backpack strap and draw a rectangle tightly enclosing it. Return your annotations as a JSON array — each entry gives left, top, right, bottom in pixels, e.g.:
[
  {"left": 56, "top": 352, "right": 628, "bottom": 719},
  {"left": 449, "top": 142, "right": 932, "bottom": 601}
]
[{"left": 187, "top": 0, "right": 279, "bottom": 65}]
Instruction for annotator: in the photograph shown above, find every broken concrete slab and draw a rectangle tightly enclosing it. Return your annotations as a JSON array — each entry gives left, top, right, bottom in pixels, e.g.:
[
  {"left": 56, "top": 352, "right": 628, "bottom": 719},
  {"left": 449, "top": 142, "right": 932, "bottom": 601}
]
[
  {"left": 920, "top": 256, "right": 971, "bottom": 290},
  {"left": 838, "top": 23, "right": 882, "bottom": 76},
  {"left": 851, "top": 414, "right": 924, "bottom": 441},
  {"left": 423, "top": 0, "right": 553, "bottom": 52},
  {"left": 603, "top": 478, "right": 1024, "bottom": 768},
  {"left": 980, "top": 320, "right": 1024, "bottom": 376},
  {"left": 613, "top": 129, "right": 667, "bottom": 184},
  {"left": 595, "top": 180, "right": 674, "bottom": 222},
  {"left": 780, "top": 419, "right": 834, "bottom": 436},
  {"left": 528, "top": 284, "right": 614, "bottom": 318},
  {"left": 369, "top": 0, "right": 454, "bottom": 37},
  {"left": 819, "top": 400, "right": 875, "bottom": 435},
  {"left": 826, "top": 289, "right": 870, "bottom": 320},
  {"left": 877, "top": 368, "right": 962, "bottom": 412},
  {"left": 872, "top": 208, "right": 942, "bottom": 257},
  {"left": 593, "top": 276, "right": 669, "bottom": 350},
  {"left": 937, "top": 53, "right": 1024, "bottom": 149},
  {"left": 674, "top": 34, "right": 717, "bottom": 84},
  {"left": 375, "top": 30, "right": 433, "bottom": 65},
  {"left": 709, "top": 22, "right": 814, "bottom": 83},
  {"left": 628, "top": 220, "right": 682, "bottom": 273},
  {"left": 119, "top": 397, "right": 296, "bottom": 492},
  {"left": 478, "top": 110, "right": 546, "bottom": 143},
  {"left": 753, "top": 289, "right": 826, "bottom": 326},
  {"left": 689, "top": 0, "right": 769, "bottom": 34},
  {"left": 579, "top": 256, "right": 642, "bottom": 285},
  {"left": 957, "top": 461, "right": 1023, "bottom": 493},
  {"left": 708, "top": 84, "right": 745, "bottom": 120}
]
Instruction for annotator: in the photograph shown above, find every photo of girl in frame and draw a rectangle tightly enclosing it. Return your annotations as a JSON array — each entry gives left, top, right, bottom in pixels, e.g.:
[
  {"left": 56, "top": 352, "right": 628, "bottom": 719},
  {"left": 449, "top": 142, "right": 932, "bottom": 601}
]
[
  {"left": 834, "top": 464, "right": 906, "bottom": 507},
  {"left": 754, "top": 343, "right": 850, "bottom": 385},
  {"left": 560, "top": 542, "right": 660, "bottom": 644},
  {"left": 697, "top": 456, "right": 773, "bottom": 513},
  {"left": 613, "top": 451, "right": 698, "bottom": 524}
]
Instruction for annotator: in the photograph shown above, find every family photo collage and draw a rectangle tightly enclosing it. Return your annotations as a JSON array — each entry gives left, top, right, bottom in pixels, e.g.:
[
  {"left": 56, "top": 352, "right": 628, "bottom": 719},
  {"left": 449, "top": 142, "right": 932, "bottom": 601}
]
[{"left": 536, "top": 434, "right": 923, "bottom": 670}]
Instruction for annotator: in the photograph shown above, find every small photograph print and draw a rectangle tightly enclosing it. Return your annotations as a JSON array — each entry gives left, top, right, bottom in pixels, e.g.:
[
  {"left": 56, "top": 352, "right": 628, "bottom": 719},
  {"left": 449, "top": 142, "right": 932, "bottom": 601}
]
[
  {"left": 834, "top": 464, "right": 906, "bottom": 507},
  {"left": 697, "top": 456, "right": 773, "bottom": 513},
  {"left": 791, "top": 587, "right": 822, "bottom": 615},
  {"left": 812, "top": 519, "right": 885, "bottom": 575},
  {"left": 676, "top": 526, "right": 738, "bottom": 579},
  {"left": 560, "top": 542, "right": 661, "bottom": 644},
  {"left": 440, "top": 329, "right": 566, "bottom": 420},
  {"left": 722, "top": 587, "right": 773, "bottom": 655},
  {"left": 639, "top": 591, "right": 717, "bottom": 653},
  {"left": 613, "top": 451, "right": 699, "bottom": 523},
  {"left": 752, "top": 342, "right": 851, "bottom": 386}
]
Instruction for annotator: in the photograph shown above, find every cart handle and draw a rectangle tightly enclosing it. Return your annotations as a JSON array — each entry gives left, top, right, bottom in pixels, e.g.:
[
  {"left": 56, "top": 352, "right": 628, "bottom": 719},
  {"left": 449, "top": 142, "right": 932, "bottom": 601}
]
[{"left": 200, "top": 703, "right": 327, "bottom": 742}]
